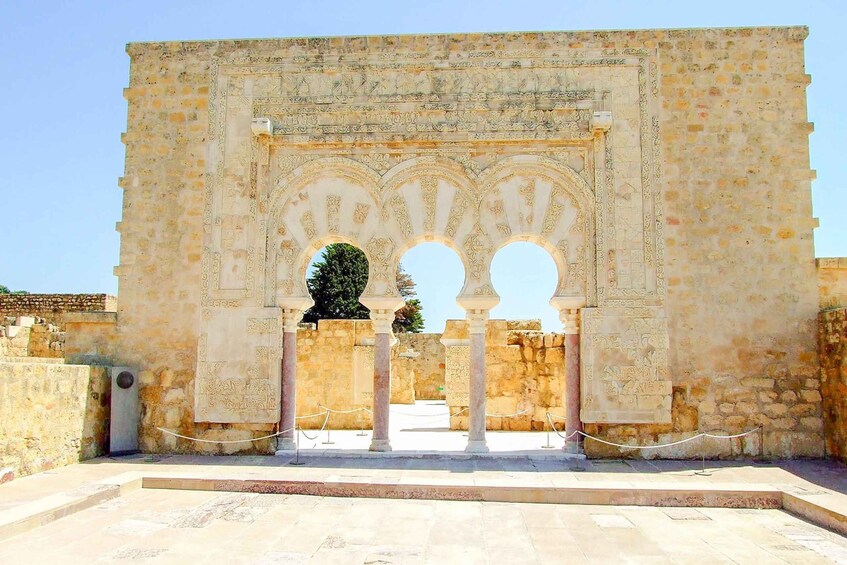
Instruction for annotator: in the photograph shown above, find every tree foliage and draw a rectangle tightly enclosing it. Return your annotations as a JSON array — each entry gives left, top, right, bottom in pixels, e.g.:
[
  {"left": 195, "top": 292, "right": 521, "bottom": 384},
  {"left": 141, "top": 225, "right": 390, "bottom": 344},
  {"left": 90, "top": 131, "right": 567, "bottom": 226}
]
[
  {"left": 303, "top": 244, "right": 424, "bottom": 333},
  {"left": 0, "top": 285, "right": 28, "bottom": 295}
]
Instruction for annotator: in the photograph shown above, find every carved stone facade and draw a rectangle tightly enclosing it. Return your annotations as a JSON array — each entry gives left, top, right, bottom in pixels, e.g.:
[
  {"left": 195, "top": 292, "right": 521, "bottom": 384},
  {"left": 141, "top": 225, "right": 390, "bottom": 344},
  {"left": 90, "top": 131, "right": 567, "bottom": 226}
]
[{"left": 117, "top": 27, "right": 822, "bottom": 457}]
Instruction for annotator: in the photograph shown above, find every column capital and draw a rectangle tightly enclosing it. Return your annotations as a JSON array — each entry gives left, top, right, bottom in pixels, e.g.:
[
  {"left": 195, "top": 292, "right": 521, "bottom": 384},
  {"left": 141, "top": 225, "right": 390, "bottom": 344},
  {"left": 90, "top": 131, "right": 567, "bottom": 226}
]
[
  {"left": 280, "top": 308, "right": 306, "bottom": 333},
  {"left": 549, "top": 296, "right": 586, "bottom": 335},
  {"left": 466, "top": 309, "right": 489, "bottom": 335},
  {"left": 279, "top": 297, "right": 313, "bottom": 333},
  {"left": 369, "top": 310, "right": 396, "bottom": 335}
]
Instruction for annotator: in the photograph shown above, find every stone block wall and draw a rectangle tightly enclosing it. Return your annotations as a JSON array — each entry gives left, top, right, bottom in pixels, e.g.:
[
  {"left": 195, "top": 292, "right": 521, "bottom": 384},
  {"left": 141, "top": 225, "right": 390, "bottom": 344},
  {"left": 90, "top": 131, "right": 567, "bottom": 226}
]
[
  {"left": 64, "top": 312, "right": 119, "bottom": 365},
  {"left": 296, "top": 319, "right": 376, "bottom": 429},
  {"left": 818, "top": 258, "right": 847, "bottom": 310},
  {"left": 820, "top": 308, "right": 847, "bottom": 461},
  {"left": 396, "top": 333, "right": 446, "bottom": 401},
  {"left": 0, "top": 362, "right": 109, "bottom": 478},
  {"left": 0, "top": 294, "right": 116, "bottom": 328},
  {"left": 443, "top": 319, "right": 566, "bottom": 432}
]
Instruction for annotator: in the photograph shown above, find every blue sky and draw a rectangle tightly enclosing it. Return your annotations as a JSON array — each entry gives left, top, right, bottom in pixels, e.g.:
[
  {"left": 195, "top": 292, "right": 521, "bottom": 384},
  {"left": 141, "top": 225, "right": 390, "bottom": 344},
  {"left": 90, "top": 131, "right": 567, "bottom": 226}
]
[{"left": 1, "top": 1, "right": 844, "bottom": 332}]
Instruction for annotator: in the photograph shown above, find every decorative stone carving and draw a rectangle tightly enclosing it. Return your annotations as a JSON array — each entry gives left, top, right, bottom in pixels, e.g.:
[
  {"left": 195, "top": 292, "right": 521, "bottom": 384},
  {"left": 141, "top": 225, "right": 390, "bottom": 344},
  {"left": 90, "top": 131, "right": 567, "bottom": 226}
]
[
  {"left": 443, "top": 344, "right": 470, "bottom": 407},
  {"left": 580, "top": 307, "right": 671, "bottom": 424},
  {"left": 195, "top": 306, "right": 282, "bottom": 423}
]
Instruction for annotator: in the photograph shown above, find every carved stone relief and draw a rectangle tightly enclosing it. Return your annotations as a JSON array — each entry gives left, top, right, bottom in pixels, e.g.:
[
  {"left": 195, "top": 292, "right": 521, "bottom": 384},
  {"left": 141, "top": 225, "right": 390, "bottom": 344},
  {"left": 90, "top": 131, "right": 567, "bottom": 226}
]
[
  {"left": 444, "top": 345, "right": 470, "bottom": 407},
  {"left": 580, "top": 307, "right": 671, "bottom": 424}
]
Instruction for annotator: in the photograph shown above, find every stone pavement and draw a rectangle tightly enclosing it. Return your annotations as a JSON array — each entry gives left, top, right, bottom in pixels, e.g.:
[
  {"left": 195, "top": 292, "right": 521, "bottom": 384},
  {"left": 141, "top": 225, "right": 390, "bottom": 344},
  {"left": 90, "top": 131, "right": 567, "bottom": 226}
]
[{"left": 2, "top": 453, "right": 847, "bottom": 563}]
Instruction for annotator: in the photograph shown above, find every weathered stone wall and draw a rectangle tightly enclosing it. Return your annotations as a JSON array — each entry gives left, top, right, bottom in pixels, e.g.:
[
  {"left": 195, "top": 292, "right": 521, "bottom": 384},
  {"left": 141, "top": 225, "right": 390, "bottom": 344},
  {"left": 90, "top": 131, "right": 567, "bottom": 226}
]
[
  {"left": 0, "top": 362, "right": 109, "bottom": 479},
  {"left": 396, "top": 333, "right": 446, "bottom": 400},
  {"left": 0, "top": 294, "right": 116, "bottom": 328},
  {"left": 820, "top": 308, "right": 847, "bottom": 462},
  {"left": 296, "top": 319, "right": 375, "bottom": 429},
  {"left": 443, "top": 319, "right": 566, "bottom": 432},
  {"left": 119, "top": 28, "right": 821, "bottom": 457},
  {"left": 0, "top": 318, "right": 64, "bottom": 359},
  {"left": 818, "top": 258, "right": 847, "bottom": 310},
  {"left": 64, "top": 312, "right": 119, "bottom": 365}
]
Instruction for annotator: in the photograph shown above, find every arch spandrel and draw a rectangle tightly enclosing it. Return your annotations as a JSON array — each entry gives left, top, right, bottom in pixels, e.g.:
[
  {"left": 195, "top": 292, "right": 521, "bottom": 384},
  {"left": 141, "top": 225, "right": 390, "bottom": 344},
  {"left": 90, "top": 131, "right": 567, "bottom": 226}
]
[{"left": 265, "top": 158, "right": 382, "bottom": 305}]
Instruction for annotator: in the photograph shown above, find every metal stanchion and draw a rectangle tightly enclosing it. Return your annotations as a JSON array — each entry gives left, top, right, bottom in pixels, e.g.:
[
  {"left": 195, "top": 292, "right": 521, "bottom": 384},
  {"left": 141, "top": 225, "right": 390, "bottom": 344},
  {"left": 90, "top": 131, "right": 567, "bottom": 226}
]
[
  {"left": 289, "top": 426, "right": 305, "bottom": 466},
  {"left": 357, "top": 408, "right": 368, "bottom": 437},
  {"left": 542, "top": 424, "right": 555, "bottom": 449}
]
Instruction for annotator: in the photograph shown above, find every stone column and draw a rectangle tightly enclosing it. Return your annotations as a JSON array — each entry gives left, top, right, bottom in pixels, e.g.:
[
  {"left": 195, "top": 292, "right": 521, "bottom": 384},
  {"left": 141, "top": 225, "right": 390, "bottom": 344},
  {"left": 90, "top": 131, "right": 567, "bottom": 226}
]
[
  {"left": 276, "top": 298, "right": 312, "bottom": 452},
  {"left": 465, "top": 310, "right": 490, "bottom": 453},
  {"left": 368, "top": 310, "right": 399, "bottom": 452},
  {"left": 360, "top": 297, "right": 404, "bottom": 452},
  {"left": 562, "top": 308, "right": 582, "bottom": 452}
]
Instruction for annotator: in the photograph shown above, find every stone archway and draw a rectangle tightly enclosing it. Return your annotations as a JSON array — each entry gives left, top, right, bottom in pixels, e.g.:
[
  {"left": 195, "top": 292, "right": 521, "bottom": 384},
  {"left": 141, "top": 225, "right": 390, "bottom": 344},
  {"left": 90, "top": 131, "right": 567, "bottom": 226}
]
[{"left": 260, "top": 153, "right": 594, "bottom": 452}]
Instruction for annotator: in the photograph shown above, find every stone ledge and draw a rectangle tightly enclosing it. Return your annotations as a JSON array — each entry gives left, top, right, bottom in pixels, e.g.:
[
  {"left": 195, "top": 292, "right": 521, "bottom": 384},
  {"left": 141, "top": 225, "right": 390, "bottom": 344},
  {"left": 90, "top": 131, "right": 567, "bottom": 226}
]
[{"left": 63, "top": 312, "right": 117, "bottom": 324}]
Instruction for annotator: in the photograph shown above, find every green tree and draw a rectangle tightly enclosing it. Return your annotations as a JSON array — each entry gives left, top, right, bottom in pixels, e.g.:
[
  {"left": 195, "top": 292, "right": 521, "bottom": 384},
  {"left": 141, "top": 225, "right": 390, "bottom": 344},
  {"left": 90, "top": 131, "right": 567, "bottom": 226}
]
[
  {"left": 0, "top": 285, "right": 27, "bottom": 295},
  {"left": 303, "top": 243, "right": 424, "bottom": 333}
]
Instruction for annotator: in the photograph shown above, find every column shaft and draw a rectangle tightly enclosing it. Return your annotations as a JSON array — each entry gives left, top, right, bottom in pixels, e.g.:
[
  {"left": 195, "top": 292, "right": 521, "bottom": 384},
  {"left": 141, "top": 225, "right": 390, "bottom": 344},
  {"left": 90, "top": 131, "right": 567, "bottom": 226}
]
[
  {"left": 370, "top": 332, "right": 392, "bottom": 451},
  {"left": 564, "top": 332, "right": 582, "bottom": 450},
  {"left": 467, "top": 332, "right": 488, "bottom": 448},
  {"left": 278, "top": 331, "right": 297, "bottom": 450}
]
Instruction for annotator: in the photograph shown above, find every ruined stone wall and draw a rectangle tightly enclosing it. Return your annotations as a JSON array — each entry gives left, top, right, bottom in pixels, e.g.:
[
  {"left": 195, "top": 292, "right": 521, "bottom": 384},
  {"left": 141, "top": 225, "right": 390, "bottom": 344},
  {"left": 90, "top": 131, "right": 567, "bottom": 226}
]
[
  {"left": 119, "top": 28, "right": 821, "bottom": 457},
  {"left": 443, "top": 319, "right": 566, "bottom": 432},
  {"left": 820, "top": 308, "right": 847, "bottom": 462},
  {"left": 0, "top": 362, "right": 109, "bottom": 479},
  {"left": 63, "top": 312, "right": 119, "bottom": 365},
  {"left": 396, "top": 333, "right": 446, "bottom": 401},
  {"left": 0, "top": 294, "right": 116, "bottom": 327},
  {"left": 296, "top": 319, "right": 376, "bottom": 429},
  {"left": 818, "top": 258, "right": 847, "bottom": 310}
]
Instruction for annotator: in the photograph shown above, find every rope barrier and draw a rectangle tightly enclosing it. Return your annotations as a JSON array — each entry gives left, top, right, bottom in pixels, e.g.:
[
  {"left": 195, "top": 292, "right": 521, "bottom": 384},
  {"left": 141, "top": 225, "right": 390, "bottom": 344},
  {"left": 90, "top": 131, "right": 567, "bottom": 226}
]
[
  {"left": 485, "top": 408, "right": 530, "bottom": 418},
  {"left": 295, "top": 410, "right": 329, "bottom": 420},
  {"left": 545, "top": 412, "right": 761, "bottom": 450},
  {"left": 319, "top": 405, "right": 372, "bottom": 414},
  {"left": 156, "top": 426, "right": 295, "bottom": 444}
]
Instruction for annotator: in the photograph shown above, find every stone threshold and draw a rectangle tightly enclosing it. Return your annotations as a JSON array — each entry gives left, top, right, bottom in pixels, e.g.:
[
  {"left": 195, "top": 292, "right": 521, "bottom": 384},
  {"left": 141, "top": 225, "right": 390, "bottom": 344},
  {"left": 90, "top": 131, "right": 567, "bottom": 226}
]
[
  {"left": 3, "top": 467, "right": 847, "bottom": 542},
  {"left": 273, "top": 448, "right": 586, "bottom": 460}
]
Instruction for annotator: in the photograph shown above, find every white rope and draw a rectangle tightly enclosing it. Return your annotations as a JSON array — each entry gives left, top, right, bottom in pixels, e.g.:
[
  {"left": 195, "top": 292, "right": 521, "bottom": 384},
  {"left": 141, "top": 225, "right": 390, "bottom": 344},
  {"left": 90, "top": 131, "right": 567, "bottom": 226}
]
[
  {"left": 544, "top": 412, "right": 761, "bottom": 450},
  {"left": 156, "top": 426, "right": 295, "bottom": 444},
  {"left": 486, "top": 408, "right": 530, "bottom": 418},
  {"left": 319, "top": 405, "right": 372, "bottom": 414},
  {"left": 295, "top": 410, "right": 329, "bottom": 420}
]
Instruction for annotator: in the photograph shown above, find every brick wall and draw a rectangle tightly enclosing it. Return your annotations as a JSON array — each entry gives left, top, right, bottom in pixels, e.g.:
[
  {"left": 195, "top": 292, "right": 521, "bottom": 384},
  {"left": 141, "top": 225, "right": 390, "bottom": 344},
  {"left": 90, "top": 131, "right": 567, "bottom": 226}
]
[{"left": 0, "top": 294, "right": 117, "bottom": 327}]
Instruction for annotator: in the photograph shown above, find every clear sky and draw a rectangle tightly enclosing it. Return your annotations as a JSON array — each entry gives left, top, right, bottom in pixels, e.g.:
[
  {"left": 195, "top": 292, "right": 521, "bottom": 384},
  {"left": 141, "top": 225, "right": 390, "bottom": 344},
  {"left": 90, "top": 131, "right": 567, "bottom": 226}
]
[{"left": 1, "top": 1, "right": 844, "bottom": 332}]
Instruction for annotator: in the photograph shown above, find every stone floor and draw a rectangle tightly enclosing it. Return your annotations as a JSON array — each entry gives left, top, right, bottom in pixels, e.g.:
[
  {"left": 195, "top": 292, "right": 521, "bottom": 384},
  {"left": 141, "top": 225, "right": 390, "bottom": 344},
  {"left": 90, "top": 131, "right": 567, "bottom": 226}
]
[
  {"left": 3, "top": 402, "right": 847, "bottom": 563},
  {"left": 2, "top": 488, "right": 847, "bottom": 564}
]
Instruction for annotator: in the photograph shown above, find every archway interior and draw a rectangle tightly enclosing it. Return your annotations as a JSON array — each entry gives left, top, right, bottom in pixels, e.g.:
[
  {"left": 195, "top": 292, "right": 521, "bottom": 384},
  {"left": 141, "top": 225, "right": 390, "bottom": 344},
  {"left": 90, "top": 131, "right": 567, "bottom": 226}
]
[
  {"left": 489, "top": 241, "right": 560, "bottom": 332},
  {"left": 397, "top": 242, "right": 466, "bottom": 333},
  {"left": 303, "top": 243, "right": 370, "bottom": 323}
]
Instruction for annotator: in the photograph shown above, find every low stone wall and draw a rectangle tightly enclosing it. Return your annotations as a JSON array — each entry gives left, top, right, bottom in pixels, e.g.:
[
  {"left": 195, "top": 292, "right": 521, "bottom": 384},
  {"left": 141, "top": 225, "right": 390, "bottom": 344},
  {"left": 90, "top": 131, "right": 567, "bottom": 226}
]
[
  {"left": 821, "top": 308, "right": 847, "bottom": 461},
  {"left": 297, "top": 320, "right": 375, "bottom": 429},
  {"left": 0, "top": 362, "right": 109, "bottom": 479},
  {"left": 0, "top": 294, "right": 116, "bottom": 328},
  {"left": 819, "top": 258, "right": 847, "bottom": 309},
  {"left": 396, "top": 333, "right": 446, "bottom": 400},
  {"left": 64, "top": 312, "right": 118, "bottom": 365},
  {"left": 443, "top": 319, "right": 567, "bottom": 432}
]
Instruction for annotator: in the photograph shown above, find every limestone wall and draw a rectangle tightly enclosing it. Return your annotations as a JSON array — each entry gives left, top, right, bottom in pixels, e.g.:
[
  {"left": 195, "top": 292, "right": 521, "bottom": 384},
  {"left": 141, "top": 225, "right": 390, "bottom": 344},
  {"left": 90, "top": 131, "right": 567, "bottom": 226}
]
[
  {"left": 396, "top": 333, "right": 446, "bottom": 401},
  {"left": 0, "top": 294, "right": 116, "bottom": 327},
  {"left": 820, "top": 308, "right": 847, "bottom": 461},
  {"left": 119, "top": 28, "right": 822, "bottom": 457},
  {"left": 442, "top": 320, "right": 566, "bottom": 432},
  {"left": 0, "top": 362, "right": 109, "bottom": 479},
  {"left": 63, "top": 312, "right": 119, "bottom": 365},
  {"left": 818, "top": 258, "right": 847, "bottom": 310}
]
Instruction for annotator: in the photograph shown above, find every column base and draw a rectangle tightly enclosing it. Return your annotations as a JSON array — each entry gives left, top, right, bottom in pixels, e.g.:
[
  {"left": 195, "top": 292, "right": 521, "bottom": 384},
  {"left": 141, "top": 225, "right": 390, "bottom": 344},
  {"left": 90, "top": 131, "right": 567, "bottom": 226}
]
[
  {"left": 276, "top": 437, "right": 296, "bottom": 452},
  {"left": 465, "top": 439, "right": 489, "bottom": 453},
  {"left": 369, "top": 439, "right": 392, "bottom": 452},
  {"left": 563, "top": 439, "right": 584, "bottom": 454}
]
